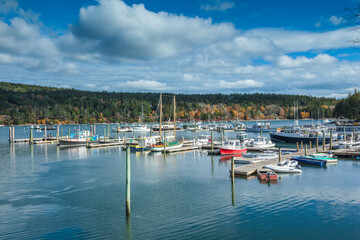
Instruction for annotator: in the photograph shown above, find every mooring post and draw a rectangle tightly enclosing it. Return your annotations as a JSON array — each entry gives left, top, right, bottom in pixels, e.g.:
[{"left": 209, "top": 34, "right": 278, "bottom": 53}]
[
  {"left": 126, "top": 147, "right": 131, "bottom": 215},
  {"left": 305, "top": 144, "right": 308, "bottom": 156},
  {"left": 30, "top": 129, "right": 33, "bottom": 145},
  {"left": 8, "top": 127, "right": 10, "bottom": 141},
  {"left": 221, "top": 129, "right": 223, "bottom": 146},
  {"left": 103, "top": 128, "right": 106, "bottom": 143},
  {"left": 278, "top": 148, "right": 281, "bottom": 162},
  {"left": 164, "top": 131, "right": 167, "bottom": 153},
  {"left": 115, "top": 130, "right": 117, "bottom": 141},
  {"left": 300, "top": 141, "right": 303, "bottom": 151},
  {"left": 107, "top": 124, "right": 110, "bottom": 140},
  {"left": 12, "top": 127, "right": 15, "bottom": 142},
  {"left": 94, "top": 124, "right": 96, "bottom": 135},
  {"left": 316, "top": 132, "right": 319, "bottom": 153},
  {"left": 309, "top": 141, "right": 312, "bottom": 149},
  {"left": 194, "top": 121, "right": 197, "bottom": 141},
  {"left": 329, "top": 130, "right": 333, "bottom": 150},
  {"left": 231, "top": 156, "right": 235, "bottom": 179},
  {"left": 322, "top": 132, "right": 325, "bottom": 150},
  {"left": 132, "top": 127, "right": 135, "bottom": 138},
  {"left": 57, "top": 125, "right": 60, "bottom": 141},
  {"left": 211, "top": 129, "right": 214, "bottom": 153},
  {"left": 296, "top": 142, "right": 299, "bottom": 151}
]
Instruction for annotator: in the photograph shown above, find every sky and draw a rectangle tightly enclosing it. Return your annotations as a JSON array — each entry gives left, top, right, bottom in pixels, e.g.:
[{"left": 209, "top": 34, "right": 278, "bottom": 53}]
[{"left": 0, "top": 0, "right": 360, "bottom": 97}]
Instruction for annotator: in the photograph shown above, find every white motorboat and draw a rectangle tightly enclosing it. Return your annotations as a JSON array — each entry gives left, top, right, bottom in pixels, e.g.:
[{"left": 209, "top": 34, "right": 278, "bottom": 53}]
[
  {"left": 133, "top": 124, "right": 150, "bottom": 132},
  {"left": 264, "top": 160, "right": 302, "bottom": 173},
  {"left": 246, "top": 122, "right": 277, "bottom": 132},
  {"left": 247, "top": 136, "right": 275, "bottom": 148}
]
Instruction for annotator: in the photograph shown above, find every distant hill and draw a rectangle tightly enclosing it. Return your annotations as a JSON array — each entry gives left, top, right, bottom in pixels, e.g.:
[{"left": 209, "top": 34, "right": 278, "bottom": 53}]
[{"left": 0, "top": 82, "right": 336, "bottom": 125}]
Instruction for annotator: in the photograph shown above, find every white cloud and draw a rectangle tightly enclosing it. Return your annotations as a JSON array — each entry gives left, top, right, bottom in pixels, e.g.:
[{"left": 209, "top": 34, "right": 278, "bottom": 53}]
[
  {"left": 119, "top": 80, "right": 168, "bottom": 91},
  {"left": 201, "top": 0, "right": 234, "bottom": 12},
  {"left": 329, "top": 16, "right": 345, "bottom": 26},
  {"left": 215, "top": 79, "right": 263, "bottom": 89},
  {"left": 84, "top": 83, "right": 97, "bottom": 89},
  {"left": 69, "top": 0, "right": 236, "bottom": 60},
  {"left": 0, "top": 0, "right": 18, "bottom": 14}
]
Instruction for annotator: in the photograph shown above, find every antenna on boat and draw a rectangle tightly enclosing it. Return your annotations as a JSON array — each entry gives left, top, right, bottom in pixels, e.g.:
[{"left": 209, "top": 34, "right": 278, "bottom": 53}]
[{"left": 159, "top": 93, "right": 162, "bottom": 137}]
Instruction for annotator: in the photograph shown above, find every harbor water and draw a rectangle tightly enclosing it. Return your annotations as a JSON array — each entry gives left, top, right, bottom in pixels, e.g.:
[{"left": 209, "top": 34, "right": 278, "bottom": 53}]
[{"left": 0, "top": 120, "right": 360, "bottom": 239}]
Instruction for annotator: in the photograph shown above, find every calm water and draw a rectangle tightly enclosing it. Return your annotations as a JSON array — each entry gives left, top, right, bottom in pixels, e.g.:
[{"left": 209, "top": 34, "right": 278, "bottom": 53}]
[{"left": 1, "top": 121, "right": 360, "bottom": 239}]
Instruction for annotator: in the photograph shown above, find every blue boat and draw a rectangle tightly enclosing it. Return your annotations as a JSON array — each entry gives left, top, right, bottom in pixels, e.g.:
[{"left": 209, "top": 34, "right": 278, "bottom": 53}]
[{"left": 291, "top": 156, "right": 325, "bottom": 166}]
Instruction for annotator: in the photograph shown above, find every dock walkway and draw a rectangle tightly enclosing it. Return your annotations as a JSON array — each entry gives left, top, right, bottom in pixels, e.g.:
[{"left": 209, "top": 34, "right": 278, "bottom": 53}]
[{"left": 233, "top": 147, "right": 319, "bottom": 176}]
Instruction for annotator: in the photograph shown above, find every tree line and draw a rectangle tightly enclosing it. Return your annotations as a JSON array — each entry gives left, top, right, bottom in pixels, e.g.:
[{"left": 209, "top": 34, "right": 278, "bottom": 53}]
[{"left": 0, "top": 82, "right": 337, "bottom": 125}]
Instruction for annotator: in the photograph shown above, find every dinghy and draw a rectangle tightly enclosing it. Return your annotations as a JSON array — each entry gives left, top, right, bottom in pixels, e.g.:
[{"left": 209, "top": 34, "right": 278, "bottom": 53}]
[{"left": 264, "top": 160, "right": 302, "bottom": 173}]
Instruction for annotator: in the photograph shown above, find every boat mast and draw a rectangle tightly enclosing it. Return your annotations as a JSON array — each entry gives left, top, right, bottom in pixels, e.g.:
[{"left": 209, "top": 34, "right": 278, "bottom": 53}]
[
  {"left": 159, "top": 93, "right": 162, "bottom": 137},
  {"left": 173, "top": 95, "right": 176, "bottom": 138}
]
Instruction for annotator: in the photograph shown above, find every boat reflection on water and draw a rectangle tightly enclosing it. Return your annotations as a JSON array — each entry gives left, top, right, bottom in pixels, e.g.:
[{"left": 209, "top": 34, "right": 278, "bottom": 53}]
[
  {"left": 61, "top": 146, "right": 89, "bottom": 159},
  {"left": 220, "top": 153, "right": 243, "bottom": 161}
]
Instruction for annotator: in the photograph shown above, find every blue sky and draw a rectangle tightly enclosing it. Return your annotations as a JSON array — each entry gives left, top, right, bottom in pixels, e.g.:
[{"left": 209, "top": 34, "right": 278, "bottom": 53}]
[{"left": 0, "top": 0, "right": 360, "bottom": 97}]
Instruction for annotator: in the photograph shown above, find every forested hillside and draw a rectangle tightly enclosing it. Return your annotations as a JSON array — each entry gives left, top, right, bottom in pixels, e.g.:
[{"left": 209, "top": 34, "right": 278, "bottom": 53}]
[{"left": 0, "top": 82, "right": 336, "bottom": 125}]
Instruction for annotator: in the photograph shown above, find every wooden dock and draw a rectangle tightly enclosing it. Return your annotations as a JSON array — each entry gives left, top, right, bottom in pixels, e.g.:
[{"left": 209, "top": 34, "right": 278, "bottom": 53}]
[
  {"left": 163, "top": 145, "right": 200, "bottom": 153},
  {"left": 233, "top": 147, "right": 318, "bottom": 176},
  {"left": 320, "top": 149, "right": 360, "bottom": 158},
  {"left": 88, "top": 142, "right": 124, "bottom": 148}
]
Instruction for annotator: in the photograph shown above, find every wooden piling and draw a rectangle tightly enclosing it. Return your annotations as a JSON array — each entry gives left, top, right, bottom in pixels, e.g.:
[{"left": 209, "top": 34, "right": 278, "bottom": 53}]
[
  {"left": 8, "top": 127, "right": 11, "bottom": 142},
  {"left": 329, "top": 131, "right": 333, "bottom": 150},
  {"left": 301, "top": 141, "right": 303, "bottom": 150},
  {"left": 126, "top": 147, "right": 131, "bottom": 215},
  {"left": 231, "top": 157, "right": 235, "bottom": 179},
  {"left": 94, "top": 124, "right": 96, "bottom": 135},
  {"left": 194, "top": 121, "right": 197, "bottom": 141},
  {"left": 12, "top": 127, "right": 14, "bottom": 142},
  {"left": 305, "top": 144, "right": 308, "bottom": 156},
  {"left": 296, "top": 142, "right": 299, "bottom": 151},
  {"left": 103, "top": 128, "right": 106, "bottom": 143},
  {"left": 322, "top": 132, "right": 325, "bottom": 150},
  {"left": 309, "top": 141, "right": 312, "bottom": 149},
  {"left": 278, "top": 148, "right": 281, "bottom": 162},
  {"left": 316, "top": 132, "right": 319, "bottom": 153},
  {"left": 30, "top": 129, "right": 33, "bottom": 145},
  {"left": 107, "top": 124, "right": 110, "bottom": 139},
  {"left": 211, "top": 130, "right": 214, "bottom": 153},
  {"left": 57, "top": 125, "right": 60, "bottom": 141},
  {"left": 164, "top": 131, "right": 167, "bottom": 153}
]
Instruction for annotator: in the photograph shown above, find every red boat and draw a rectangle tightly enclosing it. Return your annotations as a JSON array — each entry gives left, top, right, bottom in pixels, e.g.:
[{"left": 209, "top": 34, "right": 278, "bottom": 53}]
[
  {"left": 257, "top": 170, "right": 278, "bottom": 182},
  {"left": 220, "top": 140, "right": 247, "bottom": 155}
]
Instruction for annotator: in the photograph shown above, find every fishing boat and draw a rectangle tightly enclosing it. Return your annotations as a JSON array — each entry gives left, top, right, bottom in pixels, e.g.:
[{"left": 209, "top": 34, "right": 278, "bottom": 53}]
[
  {"left": 220, "top": 140, "right": 247, "bottom": 155},
  {"left": 270, "top": 127, "right": 337, "bottom": 144},
  {"left": 257, "top": 170, "right": 278, "bottom": 182},
  {"left": 332, "top": 138, "right": 360, "bottom": 149},
  {"left": 149, "top": 140, "right": 183, "bottom": 152},
  {"left": 130, "top": 136, "right": 161, "bottom": 151},
  {"left": 197, "top": 134, "right": 212, "bottom": 146},
  {"left": 133, "top": 124, "right": 150, "bottom": 132},
  {"left": 150, "top": 94, "right": 183, "bottom": 152},
  {"left": 264, "top": 160, "right": 302, "bottom": 173},
  {"left": 116, "top": 125, "right": 133, "bottom": 132},
  {"left": 247, "top": 136, "right": 275, "bottom": 148},
  {"left": 58, "top": 130, "right": 99, "bottom": 146},
  {"left": 246, "top": 122, "right": 278, "bottom": 132}
]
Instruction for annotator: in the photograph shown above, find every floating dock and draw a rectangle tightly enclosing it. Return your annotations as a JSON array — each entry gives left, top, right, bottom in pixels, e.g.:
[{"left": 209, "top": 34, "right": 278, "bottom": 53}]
[
  {"left": 163, "top": 145, "right": 200, "bottom": 153},
  {"left": 233, "top": 147, "right": 319, "bottom": 176}
]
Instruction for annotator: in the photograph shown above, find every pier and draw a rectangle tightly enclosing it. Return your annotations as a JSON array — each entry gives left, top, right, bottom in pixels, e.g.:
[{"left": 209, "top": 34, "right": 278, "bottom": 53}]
[{"left": 232, "top": 146, "right": 325, "bottom": 176}]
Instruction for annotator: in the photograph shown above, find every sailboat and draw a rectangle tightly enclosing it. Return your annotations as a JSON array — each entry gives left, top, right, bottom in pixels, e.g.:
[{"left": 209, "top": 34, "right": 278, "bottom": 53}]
[
  {"left": 149, "top": 94, "right": 183, "bottom": 152},
  {"left": 133, "top": 103, "right": 150, "bottom": 132}
]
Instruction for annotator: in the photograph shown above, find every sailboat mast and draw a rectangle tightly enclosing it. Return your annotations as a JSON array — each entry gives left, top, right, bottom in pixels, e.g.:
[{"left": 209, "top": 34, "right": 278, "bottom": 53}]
[
  {"left": 173, "top": 95, "right": 176, "bottom": 138},
  {"left": 159, "top": 93, "right": 162, "bottom": 137}
]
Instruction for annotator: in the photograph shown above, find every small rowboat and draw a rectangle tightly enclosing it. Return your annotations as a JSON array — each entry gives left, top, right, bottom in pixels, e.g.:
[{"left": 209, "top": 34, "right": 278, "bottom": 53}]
[{"left": 257, "top": 169, "right": 278, "bottom": 182}]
